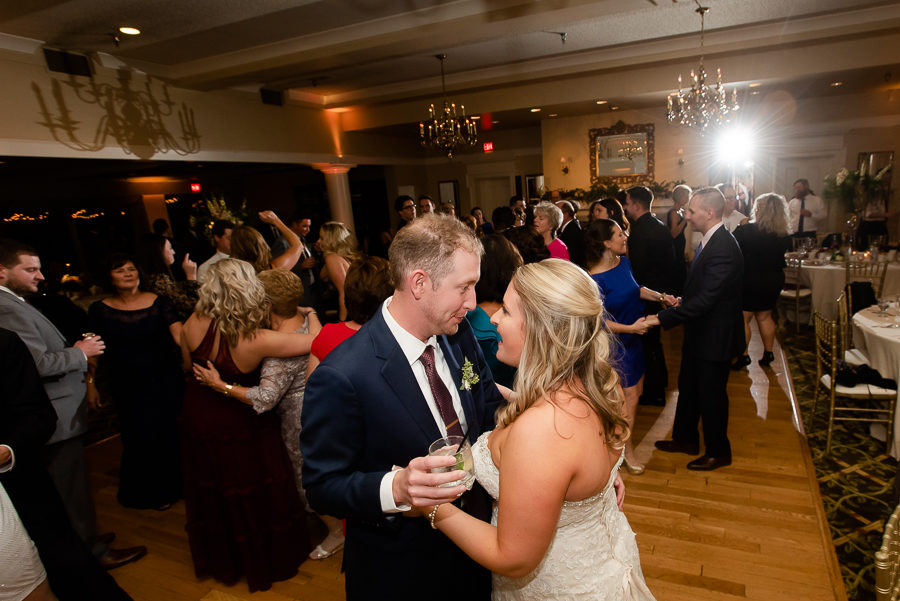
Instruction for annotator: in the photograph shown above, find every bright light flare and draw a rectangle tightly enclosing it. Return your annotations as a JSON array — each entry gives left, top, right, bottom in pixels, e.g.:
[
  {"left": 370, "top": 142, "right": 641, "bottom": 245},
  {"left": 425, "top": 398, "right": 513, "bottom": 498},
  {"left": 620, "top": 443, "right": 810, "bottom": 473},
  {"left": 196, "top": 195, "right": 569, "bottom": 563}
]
[
  {"left": 715, "top": 126, "right": 755, "bottom": 164},
  {"left": 118, "top": 26, "right": 141, "bottom": 35}
]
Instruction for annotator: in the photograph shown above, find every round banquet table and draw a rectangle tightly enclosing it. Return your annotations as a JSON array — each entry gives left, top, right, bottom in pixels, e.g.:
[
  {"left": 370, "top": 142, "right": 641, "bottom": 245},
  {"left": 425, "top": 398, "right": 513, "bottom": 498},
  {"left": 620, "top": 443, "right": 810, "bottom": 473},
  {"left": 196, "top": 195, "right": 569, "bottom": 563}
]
[
  {"left": 798, "top": 261, "right": 900, "bottom": 322},
  {"left": 851, "top": 306, "right": 900, "bottom": 458}
]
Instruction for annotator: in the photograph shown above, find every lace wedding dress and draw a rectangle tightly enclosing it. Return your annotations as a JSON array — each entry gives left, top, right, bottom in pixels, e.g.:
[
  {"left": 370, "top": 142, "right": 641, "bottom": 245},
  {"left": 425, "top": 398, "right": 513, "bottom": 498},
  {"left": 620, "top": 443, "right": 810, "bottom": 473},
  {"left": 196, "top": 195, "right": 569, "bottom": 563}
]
[{"left": 472, "top": 432, "right": 656, "bottom": 601}]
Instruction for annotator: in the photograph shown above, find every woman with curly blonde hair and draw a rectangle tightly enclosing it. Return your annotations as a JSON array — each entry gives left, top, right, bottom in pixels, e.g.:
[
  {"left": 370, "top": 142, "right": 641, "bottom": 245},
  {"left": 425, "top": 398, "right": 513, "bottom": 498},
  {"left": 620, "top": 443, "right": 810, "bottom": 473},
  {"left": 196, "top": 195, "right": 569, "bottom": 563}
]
[
  {"left": 180, "top": 258, "right": 318, "bottom": 592},
  {"left": 418, "top": 259, "right": 655, "bottom": 600},
  {"left": 317, "top": 221, "right": 361, "bottom": 320}
]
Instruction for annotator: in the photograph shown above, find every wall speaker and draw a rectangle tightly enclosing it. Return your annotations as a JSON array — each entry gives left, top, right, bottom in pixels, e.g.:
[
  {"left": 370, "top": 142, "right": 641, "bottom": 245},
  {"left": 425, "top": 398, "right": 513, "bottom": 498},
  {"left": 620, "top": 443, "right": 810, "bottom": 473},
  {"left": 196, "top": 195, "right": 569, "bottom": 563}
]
[
  {"left": 43, "top": 48, "right": 92, "bottom": 77},
  {"left": 259, "top": 88, "right": 284, "bottom": 106}
]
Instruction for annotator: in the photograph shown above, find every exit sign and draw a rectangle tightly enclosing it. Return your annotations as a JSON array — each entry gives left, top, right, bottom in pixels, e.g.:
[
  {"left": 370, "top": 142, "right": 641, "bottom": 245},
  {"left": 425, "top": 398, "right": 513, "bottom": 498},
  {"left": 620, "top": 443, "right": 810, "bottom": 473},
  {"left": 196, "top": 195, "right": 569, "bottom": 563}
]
[{"left": 483, "top": 142, "right": 493, "bottom": 153}]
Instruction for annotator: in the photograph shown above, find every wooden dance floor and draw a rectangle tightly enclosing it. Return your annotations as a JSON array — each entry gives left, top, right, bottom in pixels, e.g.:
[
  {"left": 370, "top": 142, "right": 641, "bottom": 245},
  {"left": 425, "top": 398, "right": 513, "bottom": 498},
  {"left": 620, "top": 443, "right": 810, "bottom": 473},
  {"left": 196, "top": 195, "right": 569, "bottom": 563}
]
[{"left": 87, "top": 325, "right": 844, "bottom": 600}]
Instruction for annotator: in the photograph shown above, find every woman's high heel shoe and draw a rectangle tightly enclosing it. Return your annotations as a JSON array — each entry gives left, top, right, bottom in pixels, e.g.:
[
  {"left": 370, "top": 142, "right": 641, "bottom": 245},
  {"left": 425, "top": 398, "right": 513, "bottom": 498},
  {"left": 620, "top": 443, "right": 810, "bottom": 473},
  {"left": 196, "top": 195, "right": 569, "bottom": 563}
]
[
  {"left": 758, "top": 351, "right": 775, "bottom": 367},
  {"left": 309, "top": 532, "right": 344, "bottom": 560},
  {"left": 623, "top": 459, "right": 645, "bottom": 475}
]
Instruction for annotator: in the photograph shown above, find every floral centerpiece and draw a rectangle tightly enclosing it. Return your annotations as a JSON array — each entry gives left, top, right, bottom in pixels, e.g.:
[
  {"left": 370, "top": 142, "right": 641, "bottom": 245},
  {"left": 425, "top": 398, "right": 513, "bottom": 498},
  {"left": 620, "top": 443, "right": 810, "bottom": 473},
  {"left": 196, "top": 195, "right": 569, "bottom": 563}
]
[
  {"left": 823, "top": 164, "right": 891, "bottom": 213},
  {"left": 189, "top": 194, "right": 249, "bottom": 243}
]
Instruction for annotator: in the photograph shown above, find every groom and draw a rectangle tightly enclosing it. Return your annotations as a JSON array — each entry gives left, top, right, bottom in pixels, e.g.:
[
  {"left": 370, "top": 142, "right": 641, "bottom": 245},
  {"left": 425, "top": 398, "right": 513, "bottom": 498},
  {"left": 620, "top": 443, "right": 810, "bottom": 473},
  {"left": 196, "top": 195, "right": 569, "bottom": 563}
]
[{"left": 301, "top": 214, "right": 502, "bottom": 601}]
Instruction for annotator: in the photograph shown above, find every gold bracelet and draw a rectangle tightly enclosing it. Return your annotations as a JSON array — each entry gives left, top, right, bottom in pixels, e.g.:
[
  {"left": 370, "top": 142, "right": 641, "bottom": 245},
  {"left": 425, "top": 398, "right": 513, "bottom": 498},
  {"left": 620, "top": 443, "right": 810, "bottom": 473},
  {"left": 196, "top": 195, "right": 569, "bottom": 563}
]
[
  {"left": 224, "top": 383, "right": 234, "bottom": 396},
  {"left": 428, "top": 505, "right": 440, "bottom": 529},
  {"left": 85, "top": 376, "right": 95, "bottom": 385}
]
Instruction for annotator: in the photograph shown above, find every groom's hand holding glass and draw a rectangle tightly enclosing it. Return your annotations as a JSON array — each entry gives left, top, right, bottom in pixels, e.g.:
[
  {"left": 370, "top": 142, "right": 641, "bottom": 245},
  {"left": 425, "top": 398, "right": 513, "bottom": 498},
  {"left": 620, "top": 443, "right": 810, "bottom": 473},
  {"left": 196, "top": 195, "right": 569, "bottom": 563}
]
[{"left": 392, "top": 455, "right": 468, "bottom": 508}]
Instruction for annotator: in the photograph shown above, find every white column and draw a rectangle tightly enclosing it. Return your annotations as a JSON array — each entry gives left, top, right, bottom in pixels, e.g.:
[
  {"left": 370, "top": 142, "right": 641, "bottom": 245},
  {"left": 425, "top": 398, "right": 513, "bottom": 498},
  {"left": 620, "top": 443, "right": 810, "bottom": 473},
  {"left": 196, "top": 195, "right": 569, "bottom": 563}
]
[{"left": 312, "top": 163, "right": 356, "bottom": 233}]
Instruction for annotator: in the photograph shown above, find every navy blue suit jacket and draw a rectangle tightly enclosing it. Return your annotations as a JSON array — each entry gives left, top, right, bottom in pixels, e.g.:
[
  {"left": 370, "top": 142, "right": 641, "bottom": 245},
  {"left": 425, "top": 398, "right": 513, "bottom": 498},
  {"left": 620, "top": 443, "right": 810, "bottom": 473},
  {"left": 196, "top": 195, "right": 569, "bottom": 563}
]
[
  {"left": 658, "top": 224, "right": 745, "bottom": 361},
  {"left": 301, "top": 308, "right": 501, "bottom": 600}
]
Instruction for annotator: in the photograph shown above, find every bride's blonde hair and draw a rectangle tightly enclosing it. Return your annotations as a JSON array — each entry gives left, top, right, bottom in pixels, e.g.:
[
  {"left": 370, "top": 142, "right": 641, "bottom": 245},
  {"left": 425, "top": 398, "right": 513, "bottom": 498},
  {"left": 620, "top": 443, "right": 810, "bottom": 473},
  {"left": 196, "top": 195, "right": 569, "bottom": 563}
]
[{"left": 495, "top": 259, "right": 629, "bottom": 449}]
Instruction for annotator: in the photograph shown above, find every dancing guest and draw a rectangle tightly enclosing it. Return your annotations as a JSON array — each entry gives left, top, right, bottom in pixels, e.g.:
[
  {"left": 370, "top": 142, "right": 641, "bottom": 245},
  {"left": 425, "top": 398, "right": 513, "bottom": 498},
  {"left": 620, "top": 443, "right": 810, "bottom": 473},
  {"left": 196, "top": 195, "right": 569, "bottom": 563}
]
[
  {"left": 192, "top": 269, "right": 321, "bottom": 507},
  {"left": 667, "top": 184, "right": 691, "bottom": 295},
  {"left": 196, "top": 220, "right": 234, "bottom": 283},
  {"left": 417, "top": 260, "right": 653, "bottom": 600},
  {"left": 230, "top": 210, "right": 303, "bottom": 273},
  {"left": 585, "top": 219, "right": 676, "bottom": 474},
  {"left": 624, "top": 186, "right": 674, "bottom": 407},
  {"left": 532, "top": 201, "right": 569, "bottom": 260},
  {"left": 304, "top": 256, "right": 394, "bottom": 561},
  {"left": 471, "top": 206, "right": 493, "bottom": 235},
  {"left": 180, "top": 259, "right": 314, "bottom": 592},
  {"left": 467, "top": 234, "right": 521, "bottom": 388},
  {"left": 137, "top": 235, "right": 198, "bottom": 321},
  {"left": 317, "top": 221, "right": 361, "bottom": 321},
  {"left": 731, "top": 193, "right": 792, "bottom": 369},
  {"left": 87, "top": 254, "right": 184, "bottom": 510}
]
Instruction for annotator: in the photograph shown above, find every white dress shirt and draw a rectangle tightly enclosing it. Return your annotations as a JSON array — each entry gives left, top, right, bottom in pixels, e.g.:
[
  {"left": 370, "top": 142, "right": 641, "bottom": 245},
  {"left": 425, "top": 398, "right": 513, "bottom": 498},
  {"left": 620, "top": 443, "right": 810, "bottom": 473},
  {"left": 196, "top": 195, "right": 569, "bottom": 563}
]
[
  {"left": 788, "top": 194, "right": 826, "bottom": 234},
  {"left": 378, "top": 296, "right": 468, "bottom": 512},
  {"left": 197, "top": 251, "right": 229, "bottom": 283},
  {"left": 722, "top": 210, "right": 746, "bottom": 232}
]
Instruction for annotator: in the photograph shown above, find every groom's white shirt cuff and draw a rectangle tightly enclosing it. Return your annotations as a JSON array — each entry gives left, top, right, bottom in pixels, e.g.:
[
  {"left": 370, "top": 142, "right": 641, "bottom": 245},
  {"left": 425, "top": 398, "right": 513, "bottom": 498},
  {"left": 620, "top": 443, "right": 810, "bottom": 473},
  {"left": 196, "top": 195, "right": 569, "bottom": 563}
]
[{"left": 381, "top": 467, "right": 410, "bottom": 513}]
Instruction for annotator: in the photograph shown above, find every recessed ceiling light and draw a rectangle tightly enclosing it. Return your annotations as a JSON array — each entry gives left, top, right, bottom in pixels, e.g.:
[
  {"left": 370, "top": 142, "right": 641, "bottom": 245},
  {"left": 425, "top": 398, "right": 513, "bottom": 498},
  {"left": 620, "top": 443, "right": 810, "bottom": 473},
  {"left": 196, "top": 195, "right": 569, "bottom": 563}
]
[
  {"left": 610, "top": 105, "right": 620, "bottom": 111},
  {"left": 749, "top": 82, "right": 761, "bottom": 88},
  {"left": 118, "top": 26, "right": 141, "bottom": 35},
  {"left": 470, "top": 115, "right": 481, "bottom": 120},
  {"left": 750, "top": 90, "right": 760, "bottom": 95},
  {"left": 530, "top": 108, "right": 541, "bottom": 112},
  {"left": 548, "top": 113, "right": 558, "bottom": 117},
  {"left": 831, "top": 81, "right": 843, "bottom": 87},
  {"left": 596, "top": 100, "right": 608, "bottom": 105},
  {"left": 492, "top": 121, "right": 500, "bottom": 124}
]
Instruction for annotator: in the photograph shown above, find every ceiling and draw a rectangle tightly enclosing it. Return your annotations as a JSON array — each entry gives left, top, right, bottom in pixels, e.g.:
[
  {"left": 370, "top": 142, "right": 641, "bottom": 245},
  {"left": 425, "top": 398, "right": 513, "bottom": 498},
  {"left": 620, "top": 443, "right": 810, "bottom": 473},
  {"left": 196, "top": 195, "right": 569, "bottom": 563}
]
[{"left": 1, "top": 0, "right": 898, "bottom": 110}]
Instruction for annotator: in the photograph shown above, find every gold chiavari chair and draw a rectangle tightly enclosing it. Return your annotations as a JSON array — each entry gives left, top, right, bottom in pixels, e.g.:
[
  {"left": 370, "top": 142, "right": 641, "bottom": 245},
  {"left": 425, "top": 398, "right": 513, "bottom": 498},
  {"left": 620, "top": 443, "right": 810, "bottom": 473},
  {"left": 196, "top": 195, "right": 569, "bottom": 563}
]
[
  {"left": 811, "top": 312, "right": 897, "bottom": 453},
  {"left": 876, "top": 503, "right": 900, "bottom": 601},
  {"left": 846, "top": 261, "right": 889, "bottom": 307},
  {"left": 778, "top": 257, "right": 812, "bottom": 332},
  {"left": 836, "top": 291, "right": 868, "bottom": 367}
]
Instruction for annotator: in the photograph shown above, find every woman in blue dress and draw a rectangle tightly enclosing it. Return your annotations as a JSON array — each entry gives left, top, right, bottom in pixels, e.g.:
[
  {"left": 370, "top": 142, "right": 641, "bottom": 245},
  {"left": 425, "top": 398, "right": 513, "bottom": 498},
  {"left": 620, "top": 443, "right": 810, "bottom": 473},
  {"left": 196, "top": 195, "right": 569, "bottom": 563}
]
[{"left": 585, "top": 219, "right": 677, "bottom": 474}]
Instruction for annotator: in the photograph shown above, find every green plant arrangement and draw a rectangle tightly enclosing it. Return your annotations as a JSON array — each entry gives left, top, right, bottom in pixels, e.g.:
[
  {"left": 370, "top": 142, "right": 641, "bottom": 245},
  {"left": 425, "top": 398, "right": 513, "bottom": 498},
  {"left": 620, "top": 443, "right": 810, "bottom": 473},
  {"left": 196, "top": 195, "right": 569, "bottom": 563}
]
[
  {"left": 189, "top": 194, "right": 249, "bottom": 243},
  {"left": 550, "top": 179, "right": 686, "bottom": 204},
  {"left": 823, "top": 165, "right": 891, "bottom": 213}
]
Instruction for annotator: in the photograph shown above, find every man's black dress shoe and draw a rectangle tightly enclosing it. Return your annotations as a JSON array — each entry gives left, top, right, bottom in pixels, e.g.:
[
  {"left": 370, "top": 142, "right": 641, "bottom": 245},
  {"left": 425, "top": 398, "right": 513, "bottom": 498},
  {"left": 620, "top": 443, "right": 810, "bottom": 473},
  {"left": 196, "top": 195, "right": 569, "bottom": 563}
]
[
  {"left": 98, "top": 545, "right": 147, "bottom": 570},
  {"left": 731, "top": 355, "right": 751, "bottom": 370},
  {"left": 654, "top": 440, "right": 700, "bottom": 455},
  {"left": 686, "top": 455, "right": 732, "bottom": 471},
  {"left": 92, "top": 531, "right": 115, "bottom": 547}
]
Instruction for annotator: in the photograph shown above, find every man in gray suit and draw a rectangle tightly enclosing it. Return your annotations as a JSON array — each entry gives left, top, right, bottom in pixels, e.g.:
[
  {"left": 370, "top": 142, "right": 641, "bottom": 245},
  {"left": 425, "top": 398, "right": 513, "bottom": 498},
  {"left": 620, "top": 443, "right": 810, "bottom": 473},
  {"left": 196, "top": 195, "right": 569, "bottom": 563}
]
[{"left": 0, "top": 239, "right": 146, "bottom": 570}]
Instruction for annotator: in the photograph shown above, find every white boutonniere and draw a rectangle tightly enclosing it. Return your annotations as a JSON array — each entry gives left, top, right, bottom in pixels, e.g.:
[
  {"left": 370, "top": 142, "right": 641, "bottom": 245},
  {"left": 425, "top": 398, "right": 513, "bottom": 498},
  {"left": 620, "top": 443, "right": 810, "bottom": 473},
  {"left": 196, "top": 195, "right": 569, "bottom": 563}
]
[{"left": 459, "top": 358, "right": 480, "bottom": 391}]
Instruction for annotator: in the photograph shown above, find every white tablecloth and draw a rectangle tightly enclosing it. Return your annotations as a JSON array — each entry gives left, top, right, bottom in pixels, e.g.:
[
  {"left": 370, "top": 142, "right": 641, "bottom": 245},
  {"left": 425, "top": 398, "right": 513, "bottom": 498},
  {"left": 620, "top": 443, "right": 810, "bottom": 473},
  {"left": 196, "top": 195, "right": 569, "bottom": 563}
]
[
  {"left": 851, "top": 307, "right": 900, "bottom": 458},
  {"left": 798, "top": 262, "right": 900, "bottom": 321}
]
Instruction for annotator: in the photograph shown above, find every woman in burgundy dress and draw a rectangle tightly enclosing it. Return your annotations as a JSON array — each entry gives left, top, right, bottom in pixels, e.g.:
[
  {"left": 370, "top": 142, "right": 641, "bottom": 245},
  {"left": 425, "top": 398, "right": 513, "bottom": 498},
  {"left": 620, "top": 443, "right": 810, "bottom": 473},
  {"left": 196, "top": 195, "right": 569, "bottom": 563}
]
[{"left": 180, "top": 259, "right": 317, "bottom": 592}]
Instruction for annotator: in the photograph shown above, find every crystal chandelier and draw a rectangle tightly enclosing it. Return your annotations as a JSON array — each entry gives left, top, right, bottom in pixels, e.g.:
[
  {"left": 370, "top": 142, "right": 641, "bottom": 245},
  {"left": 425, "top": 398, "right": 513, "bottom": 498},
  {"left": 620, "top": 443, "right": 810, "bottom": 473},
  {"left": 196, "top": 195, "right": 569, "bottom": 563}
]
[
  {"left": 666, "top": 3, "right": 739, "bottom": 134},
  {"left": 419, "top": 54, "right": 477, "bottom": 158}
]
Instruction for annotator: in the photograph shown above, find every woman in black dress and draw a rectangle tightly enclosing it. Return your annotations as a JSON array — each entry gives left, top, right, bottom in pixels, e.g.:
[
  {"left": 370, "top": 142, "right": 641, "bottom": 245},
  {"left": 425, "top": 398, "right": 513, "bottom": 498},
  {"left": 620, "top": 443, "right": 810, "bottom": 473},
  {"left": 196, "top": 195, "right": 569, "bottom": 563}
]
[
  {"left": 666, "top": 185, "right": 691, "bottom": 295},
  {"left": 87, "top": 254, "right": 184, "bottom": 509},
  {"left": 731, "top": 193, "right": 793, "bottom": 369}
]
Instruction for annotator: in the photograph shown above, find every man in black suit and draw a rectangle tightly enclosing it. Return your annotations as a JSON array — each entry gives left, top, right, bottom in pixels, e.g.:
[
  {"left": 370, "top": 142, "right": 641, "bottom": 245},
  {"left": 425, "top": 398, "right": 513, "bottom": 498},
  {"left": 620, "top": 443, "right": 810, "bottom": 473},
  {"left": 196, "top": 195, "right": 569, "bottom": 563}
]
[
  {"left": 555, "top": 200, "right": 586, "bottom": 268},
  {"left": 0, "top": 328, "right": 133, "bottom": 600},
  {"left": 301, "top": 214, "right": 503, "bottom": 601},
  {"left": 624, "top": 186, "right": 676, "bottom": 406},
  {"left": 648, "top": 187, "right": 745, "bottom": 471}
]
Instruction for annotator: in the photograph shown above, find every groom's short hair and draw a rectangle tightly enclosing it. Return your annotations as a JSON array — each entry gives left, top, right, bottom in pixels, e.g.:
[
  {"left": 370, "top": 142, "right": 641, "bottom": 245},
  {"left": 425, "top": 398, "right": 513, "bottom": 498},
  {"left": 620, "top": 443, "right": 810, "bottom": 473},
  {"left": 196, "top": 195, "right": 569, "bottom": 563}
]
[{"left": 389, "top": 213, "right": 483, "bottom": 290}]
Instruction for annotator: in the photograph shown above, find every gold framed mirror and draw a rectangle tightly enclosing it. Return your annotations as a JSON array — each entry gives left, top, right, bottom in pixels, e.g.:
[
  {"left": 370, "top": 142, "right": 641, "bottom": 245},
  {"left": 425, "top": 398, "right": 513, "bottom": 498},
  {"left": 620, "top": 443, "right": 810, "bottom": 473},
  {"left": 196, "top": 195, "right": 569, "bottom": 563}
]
[{"left": 589, "top": 121, "right": 654, "bottom": 187}]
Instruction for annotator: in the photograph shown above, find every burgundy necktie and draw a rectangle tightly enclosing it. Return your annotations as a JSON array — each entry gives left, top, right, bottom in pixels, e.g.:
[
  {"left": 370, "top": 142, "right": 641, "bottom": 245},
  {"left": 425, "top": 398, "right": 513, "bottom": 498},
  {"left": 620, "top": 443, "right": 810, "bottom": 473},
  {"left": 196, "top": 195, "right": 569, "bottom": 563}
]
[{"left": 419, "top": 345, "right": 463, "bottom": 437}]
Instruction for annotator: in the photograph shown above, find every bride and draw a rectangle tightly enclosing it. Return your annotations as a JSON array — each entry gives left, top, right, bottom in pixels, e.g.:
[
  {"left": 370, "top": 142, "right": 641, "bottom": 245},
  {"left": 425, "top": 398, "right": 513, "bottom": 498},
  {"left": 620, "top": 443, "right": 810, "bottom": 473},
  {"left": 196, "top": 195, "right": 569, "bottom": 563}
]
[{"left": 417, "top": 259, "right": 655, "bottom": 600}]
